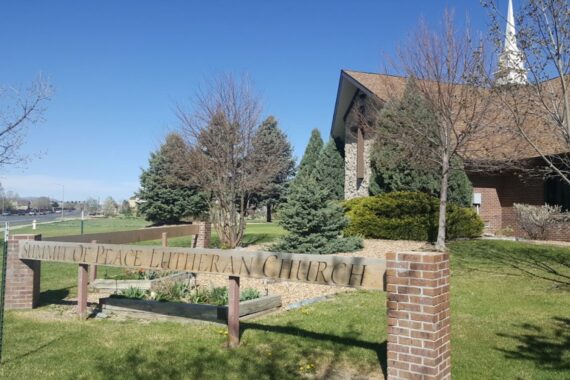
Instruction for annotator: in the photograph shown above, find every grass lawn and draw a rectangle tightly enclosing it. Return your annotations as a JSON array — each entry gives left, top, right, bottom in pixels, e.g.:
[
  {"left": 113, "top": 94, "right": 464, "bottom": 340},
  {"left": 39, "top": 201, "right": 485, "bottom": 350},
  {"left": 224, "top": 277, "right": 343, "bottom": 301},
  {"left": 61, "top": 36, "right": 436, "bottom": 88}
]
[
  {"left": 0, "top": 220, "right": 568, "bottom": 379},
  {"left": 10, "top": 217, "right": 286, "bottom": 247},
  {"left": 13, "top": 217, "right": 149, "bottom": 238}
]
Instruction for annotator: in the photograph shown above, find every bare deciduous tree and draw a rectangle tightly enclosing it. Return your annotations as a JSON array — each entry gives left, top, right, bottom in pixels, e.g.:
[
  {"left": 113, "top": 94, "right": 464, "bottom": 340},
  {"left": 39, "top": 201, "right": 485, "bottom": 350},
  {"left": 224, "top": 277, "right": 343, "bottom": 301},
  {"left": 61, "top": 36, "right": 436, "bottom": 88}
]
[
  {"left": 378, "top": 11, "right": 494, "bottom": 250},
  {"left": 483, "top": 0, "right": 570, "bottom": 183},
  {"left": 102, "top": 196, "right": 118, "bottom": 217},
  {"left": 178, "top": 74, "right": 292, "bottom": 248},
  {"left": 0, "top": 75, "right": 53, "bottom": 167}
]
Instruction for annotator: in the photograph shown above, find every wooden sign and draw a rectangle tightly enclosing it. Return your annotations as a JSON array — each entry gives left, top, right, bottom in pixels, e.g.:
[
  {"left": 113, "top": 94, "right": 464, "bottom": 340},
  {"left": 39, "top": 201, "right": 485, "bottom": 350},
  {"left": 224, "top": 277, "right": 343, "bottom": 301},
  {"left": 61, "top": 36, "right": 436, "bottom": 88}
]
[{"left": 19, "top": 241, "right": 386, "bottom": 290}]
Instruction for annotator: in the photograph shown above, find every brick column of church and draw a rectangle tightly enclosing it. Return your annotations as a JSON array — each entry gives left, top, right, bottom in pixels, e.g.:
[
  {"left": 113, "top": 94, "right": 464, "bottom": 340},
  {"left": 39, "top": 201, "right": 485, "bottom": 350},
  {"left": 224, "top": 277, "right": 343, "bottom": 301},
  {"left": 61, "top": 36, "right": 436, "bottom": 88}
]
[
  {"left": 386, "top": 251, "right": 451, "bottom": 380},
  {"left": 5, "top": 234, "right": 42, "bottom": 310},
  {"left": 194, "top": 221, "right": 211, "bottom": 248}
]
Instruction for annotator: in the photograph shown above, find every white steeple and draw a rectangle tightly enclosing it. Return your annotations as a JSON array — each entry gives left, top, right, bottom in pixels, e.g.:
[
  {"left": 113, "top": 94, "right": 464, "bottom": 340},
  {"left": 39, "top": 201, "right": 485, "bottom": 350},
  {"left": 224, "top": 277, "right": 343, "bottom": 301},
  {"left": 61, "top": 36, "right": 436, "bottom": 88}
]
[{"left": 495, "top": 0, "right": 528, "bottom": 86}]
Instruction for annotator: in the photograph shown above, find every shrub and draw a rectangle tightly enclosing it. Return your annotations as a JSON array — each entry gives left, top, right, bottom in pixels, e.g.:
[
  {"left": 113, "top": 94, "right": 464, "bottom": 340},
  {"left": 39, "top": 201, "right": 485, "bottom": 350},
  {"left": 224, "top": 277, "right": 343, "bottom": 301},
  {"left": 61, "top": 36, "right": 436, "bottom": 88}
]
[
  {"left": 344, "top": 192, "right": 483, "bottom": 241},
  {"left": 446, "top": 204, "right": 485, "bottom": 240},
  {"left": 513, "top": 203, "right": 567, "bottom": 240}
]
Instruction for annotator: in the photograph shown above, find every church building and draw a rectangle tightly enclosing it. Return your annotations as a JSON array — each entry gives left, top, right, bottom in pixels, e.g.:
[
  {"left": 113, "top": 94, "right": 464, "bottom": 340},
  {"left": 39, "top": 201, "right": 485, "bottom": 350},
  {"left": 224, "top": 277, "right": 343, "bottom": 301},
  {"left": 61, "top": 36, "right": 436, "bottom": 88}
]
[{"left": 330, "top": 0, "right": 570, "bottom": 240}]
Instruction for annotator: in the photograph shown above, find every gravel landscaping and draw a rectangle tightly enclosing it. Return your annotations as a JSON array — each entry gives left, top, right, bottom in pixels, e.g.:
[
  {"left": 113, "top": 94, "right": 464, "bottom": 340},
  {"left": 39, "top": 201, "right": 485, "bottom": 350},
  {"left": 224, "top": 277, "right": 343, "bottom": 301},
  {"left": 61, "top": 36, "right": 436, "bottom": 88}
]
[
  {"left": 65, "top": 239, "right": 424, "bottom": 316},
  {"left": 191, "top": 239, "right": 425, "bottom": 309}
]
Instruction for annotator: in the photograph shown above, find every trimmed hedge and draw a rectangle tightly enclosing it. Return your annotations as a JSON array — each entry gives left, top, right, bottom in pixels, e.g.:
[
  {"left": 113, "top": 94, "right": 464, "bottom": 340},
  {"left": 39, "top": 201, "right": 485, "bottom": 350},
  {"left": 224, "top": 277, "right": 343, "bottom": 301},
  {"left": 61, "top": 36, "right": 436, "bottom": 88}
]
[{"left": 344, "top": 192, "right": 483, "bottom": 241}]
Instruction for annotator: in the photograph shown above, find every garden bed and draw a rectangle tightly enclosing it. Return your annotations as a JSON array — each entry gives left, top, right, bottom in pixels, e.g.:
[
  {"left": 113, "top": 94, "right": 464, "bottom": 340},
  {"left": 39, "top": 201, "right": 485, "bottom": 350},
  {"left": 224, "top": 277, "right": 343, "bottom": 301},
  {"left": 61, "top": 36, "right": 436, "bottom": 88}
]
[
  {"left": 90, "top": 272, "right": 193, "bottom": 292},
  {"left": 99, "top": 294, "right": 282, "bottom": 323}
]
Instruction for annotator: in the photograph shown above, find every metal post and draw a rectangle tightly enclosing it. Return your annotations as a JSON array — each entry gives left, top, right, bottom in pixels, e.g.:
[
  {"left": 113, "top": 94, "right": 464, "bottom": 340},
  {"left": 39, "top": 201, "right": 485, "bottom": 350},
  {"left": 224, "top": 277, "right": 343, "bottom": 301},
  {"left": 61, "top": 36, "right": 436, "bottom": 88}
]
[
  {"left": 228, "top": 276, "right": 240, "bottom": 348},
  {"left": 80, "top": 210, "right": 85, "bottom": 235},
  {"left": 0, "top": 222, "right": 9, "bottom": 364}
]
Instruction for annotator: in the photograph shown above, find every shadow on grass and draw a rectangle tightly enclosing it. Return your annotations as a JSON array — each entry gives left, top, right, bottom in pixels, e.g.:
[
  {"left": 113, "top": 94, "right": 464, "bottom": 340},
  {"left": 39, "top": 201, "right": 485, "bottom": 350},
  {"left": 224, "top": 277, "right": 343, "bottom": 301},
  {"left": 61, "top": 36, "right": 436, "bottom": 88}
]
[
  {"left": 2, "top": 335, "right": 66, "bottom": 365},
  {"left": 452, "top": 241, "right": 570, "bottom": 288},
  {"left": 92, "top": 322, "right": 386, "bottom": 379},
  {"left": 241, "top": 322, "right": 388, "bottom": 376},
  {"left": 93, "top": 344, "right": 295, "bottom": 380},
  {"left": 37, "top": 287, "right": 71, "bottom": 306},
  {"left": 496, "top": 317, "right": 570, "bottom": 371}
]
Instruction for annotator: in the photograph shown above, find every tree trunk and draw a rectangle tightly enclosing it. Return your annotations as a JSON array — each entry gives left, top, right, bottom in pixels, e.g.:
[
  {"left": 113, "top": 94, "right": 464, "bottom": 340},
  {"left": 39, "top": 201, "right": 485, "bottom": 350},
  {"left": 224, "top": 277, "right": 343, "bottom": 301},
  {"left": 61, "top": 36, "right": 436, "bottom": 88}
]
[
  {"left": 266, "top": 202, "right": 272, "bottom": 223},
  {"left": 436, "top": 153, "right": 449, "bottom": 251}
]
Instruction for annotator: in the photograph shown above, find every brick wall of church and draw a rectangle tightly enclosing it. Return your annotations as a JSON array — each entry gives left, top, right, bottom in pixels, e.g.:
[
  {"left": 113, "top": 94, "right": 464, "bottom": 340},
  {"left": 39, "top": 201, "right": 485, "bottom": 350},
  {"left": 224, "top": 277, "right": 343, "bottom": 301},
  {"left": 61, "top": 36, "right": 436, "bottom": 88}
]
[{"left": 470, "top": 173, "right": 547, "bottom": 237}]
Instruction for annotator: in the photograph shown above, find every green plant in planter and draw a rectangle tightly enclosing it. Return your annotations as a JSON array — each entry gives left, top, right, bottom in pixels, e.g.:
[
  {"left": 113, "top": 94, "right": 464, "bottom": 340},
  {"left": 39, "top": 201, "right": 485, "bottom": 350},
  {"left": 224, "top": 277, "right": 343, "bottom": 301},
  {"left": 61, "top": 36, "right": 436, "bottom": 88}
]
[
  {"left": 152, "top": 280, "right": 191, "bottom": 302},
  {"left": 240, "top": 288, "right": 261, "bottom": 301},
  {"left": 116, "top": 287, "right": 146, "bottom": 300},
  {"left": 210, "top": 287, "right": 229, "bottom": 306}
]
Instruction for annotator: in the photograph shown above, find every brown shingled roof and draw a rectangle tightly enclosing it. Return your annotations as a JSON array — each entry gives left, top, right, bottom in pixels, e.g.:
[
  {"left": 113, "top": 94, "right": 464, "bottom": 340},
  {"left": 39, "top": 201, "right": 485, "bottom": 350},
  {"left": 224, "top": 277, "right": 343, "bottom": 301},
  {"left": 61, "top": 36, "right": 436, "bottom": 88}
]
[{"left": 342, "top": 70, "right": 569, "bottom": 162}]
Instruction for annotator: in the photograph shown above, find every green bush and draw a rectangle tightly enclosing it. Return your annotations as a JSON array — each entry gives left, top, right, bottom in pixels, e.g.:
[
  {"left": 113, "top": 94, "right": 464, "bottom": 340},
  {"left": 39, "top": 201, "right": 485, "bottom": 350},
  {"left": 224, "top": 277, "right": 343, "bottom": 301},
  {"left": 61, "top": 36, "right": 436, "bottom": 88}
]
[
  {"left": 344, "top": 192, "right": 483, "bottom": 241},
  {"left": 446, "top": 205, "right": 485, "bottom": 240}
]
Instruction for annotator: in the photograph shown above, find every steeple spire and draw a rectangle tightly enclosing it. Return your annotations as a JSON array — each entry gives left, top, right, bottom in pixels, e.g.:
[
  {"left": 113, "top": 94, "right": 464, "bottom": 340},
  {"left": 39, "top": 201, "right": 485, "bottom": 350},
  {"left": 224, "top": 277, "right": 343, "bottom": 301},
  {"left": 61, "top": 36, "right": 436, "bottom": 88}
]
[{"left": 495, "top": 0, "right": 528, "bottom": 86}]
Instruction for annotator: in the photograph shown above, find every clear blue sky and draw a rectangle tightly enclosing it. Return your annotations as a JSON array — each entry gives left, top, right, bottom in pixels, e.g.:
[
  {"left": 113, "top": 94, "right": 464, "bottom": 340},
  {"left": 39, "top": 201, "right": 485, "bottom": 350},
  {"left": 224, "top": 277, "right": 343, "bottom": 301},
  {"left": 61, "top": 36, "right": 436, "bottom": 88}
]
[{"left": 0, "top": 0, "right": 495, "bottom": 201}]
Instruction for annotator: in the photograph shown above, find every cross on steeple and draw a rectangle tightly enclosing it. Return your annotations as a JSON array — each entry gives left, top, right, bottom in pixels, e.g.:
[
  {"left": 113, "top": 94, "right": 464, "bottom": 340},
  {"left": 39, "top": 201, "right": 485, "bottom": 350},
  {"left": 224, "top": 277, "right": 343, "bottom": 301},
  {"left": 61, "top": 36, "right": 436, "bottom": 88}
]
[{"left": 495, "top": 0, "right": 528, "bottom": 86}]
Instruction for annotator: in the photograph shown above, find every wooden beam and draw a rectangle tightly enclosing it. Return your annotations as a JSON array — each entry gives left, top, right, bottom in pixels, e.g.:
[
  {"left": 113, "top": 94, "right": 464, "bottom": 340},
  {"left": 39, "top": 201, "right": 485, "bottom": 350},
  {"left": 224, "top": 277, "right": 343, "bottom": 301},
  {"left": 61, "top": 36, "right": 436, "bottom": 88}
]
[
  {"left": 18, "top": 241, "right": 387, "bottom": 290},
  {"left": 44, "top": 224, "right": 200, "bottom": 244},
  {"left": 161, "top": 232, "right": 168, "bottom": 247},
  {"left": 227, "top": 276, "right": 240, "bottom": 348},
  {"left": 357, "top": 127, "right": 365, "bottom": 180}
]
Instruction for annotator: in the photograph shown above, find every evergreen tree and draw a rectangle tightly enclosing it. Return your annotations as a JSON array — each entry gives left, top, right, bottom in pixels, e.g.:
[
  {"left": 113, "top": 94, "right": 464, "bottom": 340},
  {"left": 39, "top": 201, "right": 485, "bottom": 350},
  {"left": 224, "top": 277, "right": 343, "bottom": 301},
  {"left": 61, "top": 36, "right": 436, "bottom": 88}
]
[
  {"left": 371, "top": 80, "right": 473, "bottom": 207},
  {"left": 313, "top": 139, "right": 344, "bottom": 200},
  {"left": 120, "top": 200, "right": 133, "bottom": 217},
  {"left": 273, "top": 133, "right": 361, "bottom": 254},
  {"left": 138, "top": 133, "right": 207, "bottom": 225},
  {"left": 295, "top": 129, "right": 323, "bottom": 181},
  {"left": 251, "top": 116, "right": 295, "bottom": 222},
  {"left": 272, "top": 174, "right": 362, "bottom": 254}
]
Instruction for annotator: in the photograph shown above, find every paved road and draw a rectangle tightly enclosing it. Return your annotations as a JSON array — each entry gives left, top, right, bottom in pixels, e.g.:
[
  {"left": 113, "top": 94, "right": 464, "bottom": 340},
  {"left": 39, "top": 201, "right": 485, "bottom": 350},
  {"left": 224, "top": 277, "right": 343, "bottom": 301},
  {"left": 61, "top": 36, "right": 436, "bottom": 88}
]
[{"left": 0, "top": 210, "right": 82, "bottom": 227}]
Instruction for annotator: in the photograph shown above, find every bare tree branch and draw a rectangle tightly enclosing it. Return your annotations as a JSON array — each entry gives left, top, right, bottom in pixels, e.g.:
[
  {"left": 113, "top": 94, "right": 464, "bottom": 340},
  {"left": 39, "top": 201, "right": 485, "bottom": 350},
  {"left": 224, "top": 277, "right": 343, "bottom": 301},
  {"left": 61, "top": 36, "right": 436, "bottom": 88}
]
[
  {"left": 373, "top": 10, "right": 496, "bottom": 250},
  {"left": 178, "top": 74, "right": 291, "bottom": 248},
  {"left": 0, "top": 74, "right": 53, "bottom": 168}
]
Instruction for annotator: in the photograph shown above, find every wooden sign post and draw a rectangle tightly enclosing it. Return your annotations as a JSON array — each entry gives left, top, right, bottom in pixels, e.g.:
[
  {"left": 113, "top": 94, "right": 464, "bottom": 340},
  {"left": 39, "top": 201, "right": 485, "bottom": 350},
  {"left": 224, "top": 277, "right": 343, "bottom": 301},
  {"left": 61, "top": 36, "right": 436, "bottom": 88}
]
[
  {"left": 77, "top": 264, "right": 89, "bottom": 319},
  {"left": 228, "top": 276, "right": 240, "bottom": 348}
]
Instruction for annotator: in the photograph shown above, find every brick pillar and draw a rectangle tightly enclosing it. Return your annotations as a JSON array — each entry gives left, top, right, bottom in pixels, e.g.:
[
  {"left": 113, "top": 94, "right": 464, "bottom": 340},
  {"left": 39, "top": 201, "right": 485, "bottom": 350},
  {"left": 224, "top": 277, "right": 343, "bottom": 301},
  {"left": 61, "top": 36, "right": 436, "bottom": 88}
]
[
  {"left": 194, "top": 221, "right": 211, "bottom": 248},
  {"left": 386, "top": 251, "right": 451, "bottom": 380},
  {"left": 5, "top": 234, "right": 42, "bottom": 310}
]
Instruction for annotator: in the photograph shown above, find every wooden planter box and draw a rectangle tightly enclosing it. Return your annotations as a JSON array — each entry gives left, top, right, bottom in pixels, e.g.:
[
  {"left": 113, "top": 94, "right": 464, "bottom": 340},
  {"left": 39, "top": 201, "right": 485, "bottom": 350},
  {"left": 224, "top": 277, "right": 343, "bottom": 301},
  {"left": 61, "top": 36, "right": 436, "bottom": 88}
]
[
  {"left": 99, "top": 294, "right": 282, "bottom": 323},
  {"left": 90, "top": 272, "right": 192, "bottom": 292}
]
